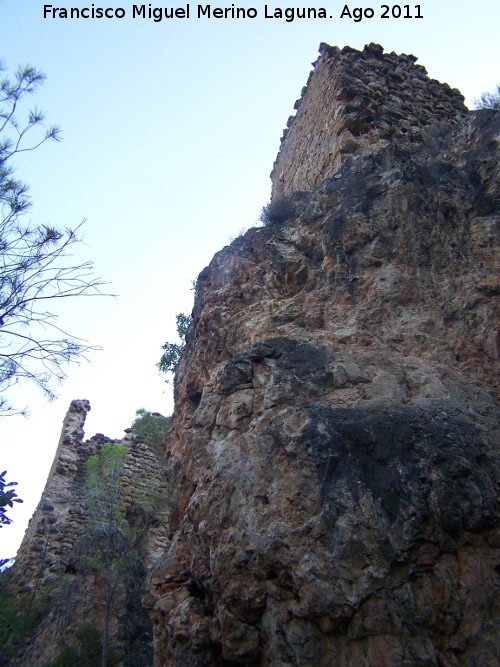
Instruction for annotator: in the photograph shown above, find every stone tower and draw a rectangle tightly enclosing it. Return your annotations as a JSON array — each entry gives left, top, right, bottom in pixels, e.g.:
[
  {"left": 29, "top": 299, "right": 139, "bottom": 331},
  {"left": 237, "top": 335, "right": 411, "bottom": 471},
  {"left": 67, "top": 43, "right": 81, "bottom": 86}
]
[
  {"left": 13, "top": 399, "right": 94, "bottom": 589},
  {"left": 11, "top": 401, "right": 170, "bottom": 666},
  {"left": 271, "top": 42, "right": 467, "bottom": 199}
]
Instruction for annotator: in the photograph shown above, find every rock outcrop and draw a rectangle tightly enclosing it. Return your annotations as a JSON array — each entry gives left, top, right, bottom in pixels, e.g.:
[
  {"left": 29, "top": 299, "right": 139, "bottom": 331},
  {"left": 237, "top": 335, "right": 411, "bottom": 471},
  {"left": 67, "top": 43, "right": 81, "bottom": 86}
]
[{"left": 147, "top": 45, "right": 500, "bottom": 665}]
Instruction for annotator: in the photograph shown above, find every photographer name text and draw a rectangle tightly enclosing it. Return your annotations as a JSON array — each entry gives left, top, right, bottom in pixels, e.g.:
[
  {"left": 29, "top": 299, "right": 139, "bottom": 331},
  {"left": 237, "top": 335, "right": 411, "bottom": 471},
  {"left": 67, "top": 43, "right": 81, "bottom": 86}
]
[{"left": 42, "top": 4, "right": 424, "bottom": 22}]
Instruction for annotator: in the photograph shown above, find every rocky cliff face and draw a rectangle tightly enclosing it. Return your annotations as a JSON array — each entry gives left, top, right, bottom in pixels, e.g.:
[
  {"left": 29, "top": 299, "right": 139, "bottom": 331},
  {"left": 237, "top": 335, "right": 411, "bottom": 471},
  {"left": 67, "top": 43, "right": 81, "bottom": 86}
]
[
  {"left": 147, "top": 45, "right": 500, "bottom": 665},
  {"left": 10, "top": 43, "right": 500, "bottom": 667}
]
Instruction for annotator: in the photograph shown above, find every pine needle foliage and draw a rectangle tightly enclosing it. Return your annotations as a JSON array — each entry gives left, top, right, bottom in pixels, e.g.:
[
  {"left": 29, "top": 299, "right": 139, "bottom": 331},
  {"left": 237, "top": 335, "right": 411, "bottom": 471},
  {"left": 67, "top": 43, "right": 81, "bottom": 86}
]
[{"left": 0, "top": 63, "right": 112, "bottom": 415}]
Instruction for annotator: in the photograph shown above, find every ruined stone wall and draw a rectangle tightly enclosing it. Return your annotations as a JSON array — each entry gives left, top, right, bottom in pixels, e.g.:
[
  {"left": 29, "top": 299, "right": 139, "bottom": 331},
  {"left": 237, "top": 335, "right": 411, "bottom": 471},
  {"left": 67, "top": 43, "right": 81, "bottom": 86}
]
[
  {"left": 271, "top": 42, "right": 468, "bottom": 199},
  {"left": 14, "top": 400, "right": 94, "bottom": 594},
  {"left": 11, "top": 401, "right": 171, "bottom": 666}
]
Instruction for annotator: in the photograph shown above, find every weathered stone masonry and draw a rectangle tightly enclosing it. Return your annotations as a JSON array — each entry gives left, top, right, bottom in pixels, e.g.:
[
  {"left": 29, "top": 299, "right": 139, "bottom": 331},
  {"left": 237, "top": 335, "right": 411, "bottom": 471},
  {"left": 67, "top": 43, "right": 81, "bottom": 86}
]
[
  {"left": 271, "top": 42, "right": 468, "bottom": 199},
  {"left": 12, "top": 400, "right": 170, "bottom": 666}
]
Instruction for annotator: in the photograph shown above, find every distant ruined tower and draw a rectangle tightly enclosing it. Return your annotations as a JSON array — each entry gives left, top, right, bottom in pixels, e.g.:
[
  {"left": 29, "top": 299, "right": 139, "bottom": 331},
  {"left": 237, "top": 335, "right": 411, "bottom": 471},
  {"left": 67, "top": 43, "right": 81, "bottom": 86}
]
[
  {"left": 11, "top": 401, "right": 169, "bottom": 666},
  {"left": 271, "top": 42, "right": 468, "bottom": 199},
  {"left": 14, "top": 399, "right": 94, "bottom": 588}
]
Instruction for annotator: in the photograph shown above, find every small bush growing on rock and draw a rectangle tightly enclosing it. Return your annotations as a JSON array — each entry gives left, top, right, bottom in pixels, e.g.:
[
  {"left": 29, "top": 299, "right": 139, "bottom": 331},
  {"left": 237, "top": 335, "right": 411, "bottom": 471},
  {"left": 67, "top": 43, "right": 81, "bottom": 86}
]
[
  {"left": 228, "top": 226, "right": 248, "bottom": 243},
  {"left": 131, "top": 409, "right": 169, "bottom": 448},
  {"left": 259, "top": 196, "right": 296, "bottom": 226},
  {"left": 46, "top": 646, "right": 80, "bottom": 667},
  {"left": 157, "top": 313, "right": 192, "bottom": 375},
  {"left": 474, "top": 83, "right": 500, "bottom": 110},
  {"left": 47, "top": 624, "right": 118, "bottom": 666}
]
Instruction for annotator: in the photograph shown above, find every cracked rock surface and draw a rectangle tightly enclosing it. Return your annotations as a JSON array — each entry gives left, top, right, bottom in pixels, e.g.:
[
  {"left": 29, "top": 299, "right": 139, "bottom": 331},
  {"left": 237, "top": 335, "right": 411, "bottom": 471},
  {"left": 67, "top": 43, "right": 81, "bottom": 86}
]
[{"left": 148, "top": 103, "right": 500, "bottom": 665}]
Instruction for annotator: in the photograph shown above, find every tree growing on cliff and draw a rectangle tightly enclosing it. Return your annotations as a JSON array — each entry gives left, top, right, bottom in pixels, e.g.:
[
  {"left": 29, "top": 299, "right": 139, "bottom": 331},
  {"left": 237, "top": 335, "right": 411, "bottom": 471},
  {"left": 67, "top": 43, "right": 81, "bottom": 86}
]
[
  {"left": 474, "top": 83, "right": 500, "bottom": 110},
  {"left": 157, "top": 312, "right": 191, "bottom": 376},
  {"left": 0, "top": 63, "right": 111, "bottom": 415},
  {"left": 85, "top": 443, "right": 127, "bottom": 667},
  {"left": 131, "top": 408, "right": 169, "bottom": 448}
]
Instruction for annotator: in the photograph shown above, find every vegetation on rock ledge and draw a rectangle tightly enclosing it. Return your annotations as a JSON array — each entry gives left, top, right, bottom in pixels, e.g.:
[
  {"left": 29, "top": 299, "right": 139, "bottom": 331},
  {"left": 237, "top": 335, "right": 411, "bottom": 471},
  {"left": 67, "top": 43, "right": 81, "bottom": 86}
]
[
  {"left": 157, "top": 313, "right": 191, "bottom": 375},
  {"left": 259, "top": 196, "right": 296, "bottom": 225}
]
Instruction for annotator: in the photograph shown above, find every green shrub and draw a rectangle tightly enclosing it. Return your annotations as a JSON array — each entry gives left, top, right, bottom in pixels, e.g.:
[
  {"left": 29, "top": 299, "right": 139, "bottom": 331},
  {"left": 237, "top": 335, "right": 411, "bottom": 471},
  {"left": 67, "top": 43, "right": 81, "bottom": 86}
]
[
  {"left": 131, "top": 409, "right": 169, "bottom": 447},
  {"left": 46, "top": 624, "right": 118, "bottom": 666},
  {"left": 75, "top": 625, "right": 101, "bottom": 663},
  {"left": 157, "top": 313, "right": 192, "bottom": 375},
  {"left": 157, "top": 341, "right": 183, "bottom": 374},
  {"left": 47, "top": 647, "right": 81, "bottom": 667},
  {"left": 320, "top": 191, "right": 340, "bottom": 208}
]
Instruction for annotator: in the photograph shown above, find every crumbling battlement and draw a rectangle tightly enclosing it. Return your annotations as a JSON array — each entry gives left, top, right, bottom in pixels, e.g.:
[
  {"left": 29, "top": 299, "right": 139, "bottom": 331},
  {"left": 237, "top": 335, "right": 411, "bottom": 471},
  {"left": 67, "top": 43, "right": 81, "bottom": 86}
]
[
  {"left": 11, "top": 400, "right": 170, "bottom": 666},
  {"left": 271, "top": 42, "right": 468, "bottom": 199},
  {"left": 13, "top": 399, "right": 94, "bottom": 591}
]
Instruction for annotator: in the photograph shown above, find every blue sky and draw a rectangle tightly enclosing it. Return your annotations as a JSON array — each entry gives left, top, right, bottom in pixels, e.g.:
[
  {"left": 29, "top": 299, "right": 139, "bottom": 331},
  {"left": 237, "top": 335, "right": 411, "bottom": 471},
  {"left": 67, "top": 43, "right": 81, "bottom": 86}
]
[{"left": 1, "top": 0, "right": 499, "bottom": 558}]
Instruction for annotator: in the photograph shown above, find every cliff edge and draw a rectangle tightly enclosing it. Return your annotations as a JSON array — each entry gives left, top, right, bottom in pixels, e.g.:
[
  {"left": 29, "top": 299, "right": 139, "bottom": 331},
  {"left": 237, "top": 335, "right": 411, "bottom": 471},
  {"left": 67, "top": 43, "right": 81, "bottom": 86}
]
[{"left": 148, "top": 44, "right": 500, "bottom": 665}]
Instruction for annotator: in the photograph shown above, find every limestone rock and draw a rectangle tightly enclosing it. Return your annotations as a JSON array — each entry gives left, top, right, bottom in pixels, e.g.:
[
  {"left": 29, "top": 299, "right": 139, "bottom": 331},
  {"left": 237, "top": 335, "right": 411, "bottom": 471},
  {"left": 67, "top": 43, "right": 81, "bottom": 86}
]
[{"left": 148, "top": 47, "right": 500, "bottom": 666}]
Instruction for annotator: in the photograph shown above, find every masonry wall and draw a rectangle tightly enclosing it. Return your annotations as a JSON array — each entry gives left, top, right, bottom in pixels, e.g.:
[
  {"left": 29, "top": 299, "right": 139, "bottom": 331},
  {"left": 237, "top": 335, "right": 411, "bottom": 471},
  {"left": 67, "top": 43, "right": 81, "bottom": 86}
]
[
  {"left": 13, "top": 400, "right": 95, "bottom": 593},
  {"left": 271, "top": 42, "right": 468, "bottom": 199},
  {"left": 11, "top": 400, "right": 170, "bottom": 666}
]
